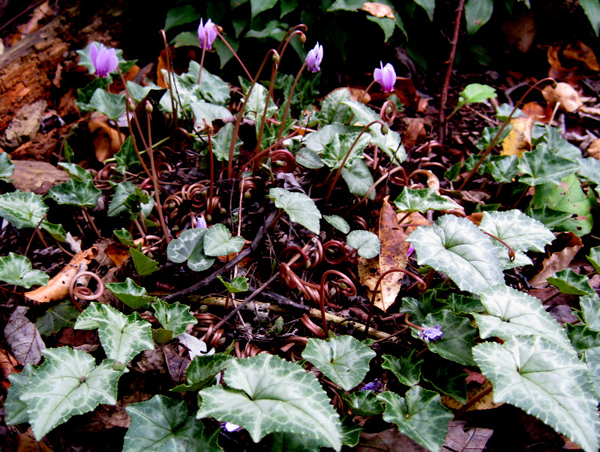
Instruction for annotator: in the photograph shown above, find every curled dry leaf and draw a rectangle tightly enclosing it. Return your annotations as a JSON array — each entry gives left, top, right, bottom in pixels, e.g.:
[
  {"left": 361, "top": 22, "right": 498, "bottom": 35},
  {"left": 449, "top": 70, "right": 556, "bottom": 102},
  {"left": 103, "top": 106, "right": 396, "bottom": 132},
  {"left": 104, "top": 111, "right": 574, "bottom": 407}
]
[
  {"left": 501, "top": 115, "right": 534, "bottom": 157},
  {"left": 4, "top": 306, "right": 45, "bottom": 365},
  {"left": 88, "top": 113, "right": 125, "bottom": 162},
  {"left": 25, "top": 246, "right": 98, "bottom": 303},
  {"left": 542, "top": 83, "right": 583, "bottom": 113},
  {"left": 362, "top": 2, "right": 395, "bottom": 19},
  {"left": 588, "top": 138, "right": 600, "bottom": 161},
  {"left": 529, "top": 232, "right": 582, "bottom": 287},
  {"left": 403, "top": 120, "right": 426, "bottom": 149}
]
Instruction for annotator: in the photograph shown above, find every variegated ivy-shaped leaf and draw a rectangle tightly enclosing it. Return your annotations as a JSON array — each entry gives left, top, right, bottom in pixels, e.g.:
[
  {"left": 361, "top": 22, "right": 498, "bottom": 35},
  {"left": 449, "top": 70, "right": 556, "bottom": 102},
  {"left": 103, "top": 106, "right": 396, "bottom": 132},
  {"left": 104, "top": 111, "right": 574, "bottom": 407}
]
[
  {"left": 547, "top": 269, "right": 595, "bottom": 296},
  {"left": 197, "top": 354, "right": 342, "bottom": 451},
  {"left": 474, "top": 284, "right": 575, "bottom": 353},
  {"left": 341, "top": 159, "right": 375, "bottom": 200},
  {"left": 302, "top": 335, "right": 376, "bottom": 391},
  {"left": 381, "top": 351, "right": 423, "bottom": 387},
  {"left": 47, "top": 178, "right": 101, "bottom": 208},
  {"left": 517, "top": 143, "right": 581, "bottom": 186},
  {"left": 57, "top": 163, "right": 92, "bottom": 182},
  {"left": 15, "top": 347, "right": 126, "bottom": 440},
  {"left": 0, "top": 253, "right": 49, "bottom": 288},
  {"left": 152, "top": 300, "right": 197, "bottom": 336},
  {"left": 394, "top": 188, "right": 460, "bottom": 213},
  {"left": 347, "top": 230, "right": 380, "bottom": 259},
  {"left": 321, "top": 132, "right": 371, "bottom": 169},
  {"left": 377, "top": 386, "right": 453, "bottom": 452},
  {"left": 124, "top": 395, "right": 221, "bottom": 452},
  {"left": 203, "top": 224, "right": 245, "bottom": 257},
  {"left": 172, "top": 353, "right": 233, "bottom": 392},
  {"left": 269, "top": 188, "right": 322, "bottom": 234},
  {"left": 407, "top": 215, "right": 504, "bottom": 294},
  {"left": 75, "top": 302, "right": 154, "bottom": 364},
  {"left": 580, "top": 294, "right": 600, "bottom": 332},
  {"left": 5, "top": 363, "right": 35, "bottom": 425},
  {"left": 166, "top": 228, "right": 215, "bottom": 272},
  {"left": 473, "top": 336, "right": 600, "bottom": 452},
  {"left": 479, "top": 210, "right": 554, "bottom": 269},
  {"left": 0, "top": 152, "right": 15, "bottom": 181},
  {"left": 0, "top": 191, "right": 48, "bottom": 229},
  {"left": 106, "top": 278, "right": 159, "bottom": 309}
]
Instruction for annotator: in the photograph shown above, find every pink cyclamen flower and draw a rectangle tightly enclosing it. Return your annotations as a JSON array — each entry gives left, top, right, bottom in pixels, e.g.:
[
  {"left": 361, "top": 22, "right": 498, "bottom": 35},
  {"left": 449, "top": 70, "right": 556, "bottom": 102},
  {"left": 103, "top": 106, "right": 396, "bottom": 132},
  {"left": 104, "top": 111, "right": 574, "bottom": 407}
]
[
  {"left": 305, "top": 43, "right": 323, "bottom": 73},
  {"left": 198, "top": 18, "right": 217, "bottom": 50},
  {"left": 374, "top": 62, "right": 396, "bottom": 93},
  {"left": 89, "top": 43, "right": 118, "bottom": 78}
]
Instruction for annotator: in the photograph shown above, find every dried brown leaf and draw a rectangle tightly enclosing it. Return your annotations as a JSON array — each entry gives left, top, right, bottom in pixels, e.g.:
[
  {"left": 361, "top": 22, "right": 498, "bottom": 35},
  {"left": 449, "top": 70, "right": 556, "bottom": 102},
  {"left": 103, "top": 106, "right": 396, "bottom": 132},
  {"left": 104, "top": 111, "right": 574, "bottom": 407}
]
[
  {"left": 17, "top": 427, "right": 54, "bottom": 452},
  {"left": 4, "top": 306, "right": 45, "bottom": 365},
  {"left": 442, "top": 380, "right": 501, "bottom": 412},
  {"left": 361, "top": 2, "right": 395, "bottom": 19},
  {"left": 442, "top": 420, "right": 493, "bottom": 452},
  {"left": 88, "top": 113, "right": 125, "bottom": 162},
  {"left": 501, "top": 115, "right": 534, "bottom": 157},
  {"left": 542, "top": 82, "right": 583, "bottom": 113},
  {"left": 529, "top": 232, "right": 582, "bottom": 287}
]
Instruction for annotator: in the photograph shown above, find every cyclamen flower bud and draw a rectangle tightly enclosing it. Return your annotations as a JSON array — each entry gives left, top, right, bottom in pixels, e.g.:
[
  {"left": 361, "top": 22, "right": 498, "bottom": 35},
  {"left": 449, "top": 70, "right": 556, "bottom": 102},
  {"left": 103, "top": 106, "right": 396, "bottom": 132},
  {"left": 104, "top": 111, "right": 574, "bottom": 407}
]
[
  {"left": 89, "top": 43, "right": 118, "bottom": 78},
  {"left": 305, "top": 43, "right": 323, "bottom": 73},
  {"left": 374, "top": 62, "right": 396, "bottom": 93},
  {"left": 198, "top": 18, "right": 217, "bottom": 50}
]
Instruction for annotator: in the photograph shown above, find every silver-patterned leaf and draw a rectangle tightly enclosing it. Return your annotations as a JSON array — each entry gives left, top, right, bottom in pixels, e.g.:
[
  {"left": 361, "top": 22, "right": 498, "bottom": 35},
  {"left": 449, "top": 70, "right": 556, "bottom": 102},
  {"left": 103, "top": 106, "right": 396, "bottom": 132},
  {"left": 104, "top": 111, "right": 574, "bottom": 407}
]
[
  {"left": 19, "top": 347, "right": 126, "bottom": 440},
  {"left": 473, "top": 336, "right": 600, "bottom": 452},
  {"left": 0, "top": 191, "right": 48, "bottom": 229},
  {"left": 407, "top": 215, "right": 504, "bottom": 293},
  {"left": 75, "top": 302, "right": 154, "bottom": 364},
  {"left": 203, "top": 224, "right": 245, "bottom": 257},
  {"left": 474, "top": 285, "right": 575, "bottom": 353},
  {"left": 302, "top": 335, "right": 376, "bottom": 391},
  {"left": 197, "top": 354, "right": 342, "bottom": 451},
  {"left": 153, "top": 300, "right": 197, "bottom": 336},
  {"left": 5, "top": 363, "right": 35, "bottom": 425},
  {"left": 0, "top": 253, "right": 48, "bottom": 289}
]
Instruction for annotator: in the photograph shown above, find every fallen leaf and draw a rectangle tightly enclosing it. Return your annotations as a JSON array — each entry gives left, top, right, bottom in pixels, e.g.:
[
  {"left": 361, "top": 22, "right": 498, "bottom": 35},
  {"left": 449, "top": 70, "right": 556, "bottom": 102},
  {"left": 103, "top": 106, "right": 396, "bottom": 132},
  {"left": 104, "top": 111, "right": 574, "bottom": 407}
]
[
  {"left": 156, "top": 48, "right": 169, "bottom": 89},
  {"left": 529, "top": 232, "right": 582, "bottom": 287},
  {"left": 4, "top": 306, "right": 45, "bottom": 365},
  {"left": 104, "top": 243, "right": 131, "bottom": 267},
  {"left": 359, "top": 428, "right": 428, "bottom": 451},
  {"left": 88, "top": 113, "right": 125, "bottom": 162},
  {"left": 16, "top": 427, "right": 54, "bottom": 452},
  {"left": 163, "top": 343, "right": 190, "bottom": 385},
  {"left": 542, "top": 82, "right": 582, "bottom": 113},
  {"left": 442, "top": 379, "right": 501, "bottom": 411},
  {"left": 521, "top": 101, "right": 551, "bottom": 123},
  {"left": 0, "top": 346, "right": 18, "bottom": 378},
  {"left": 25, "top": 246, "right": 98, "bottom": 303},
  {"left": 403, "top": 120, "right": 426, "bottom": 149},
  {"left": 92, "top": 403, "right": 130, "bottom": 430},
  {"left": 348, "top": 87, "right": 371, "bottom": 103},
  {"left": 11, "top": 160, "right": 70, "bottom": 193},
  {"left": 362, "top": 2, "right": 395, "bottom": 19},
  {"left": 588, "top": 138, "right": 600, "bottom": 160},
  {"left": 442, "top": 420, "right": 493, "bottom": 452},
  {"left": 501, "top": 115, "right": 533, "bottom": 157}
]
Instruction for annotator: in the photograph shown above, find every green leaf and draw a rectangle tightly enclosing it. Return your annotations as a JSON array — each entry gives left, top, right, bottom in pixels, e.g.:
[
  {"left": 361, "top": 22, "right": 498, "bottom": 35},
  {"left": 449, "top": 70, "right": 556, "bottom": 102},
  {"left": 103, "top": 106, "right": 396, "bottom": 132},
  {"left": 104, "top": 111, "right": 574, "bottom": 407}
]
[
  {"left": 191, "top": 101, "right": 232, "bottom": 125},
  {"left": 114, "top": 228, "right": 136, "bottom": 246},
  {"left": 0, "top": 191, "right": 48, "bottom": 229},
  {"left": 164, "top": 4, "right": 200, "bottom": 31},
  {"left": 394, "top": 188, "right": 459, "bottom": 212},
  {"left": 465, "top": 0, "right": 494, "bottom": 34},
  {"left": 377, "top": 386, "right": 453, "bottom": 452},
  {"left": 153, "top": 300, "right": 197, "bottom": 336},
  {"left": 341, "top": 159, "right": 375, "bottom": 200},
  {"left": 407, "top": 215, "right": 504, "bottom": 294},
  {"left": 302, "top": 335, "right": 376, "bottom": 391},
  {"left": 36, "top": 300, "right": 80, "bottom": 335},
  {"left": 0, "top": 253, "right": 48, "bottom": 288},
  {"left": 483, "top": 154, "right": 519, "bottom": 183},
  {"left": 315, "top": 88, "right": 352, "bottom": 125},
  {"left": 323, "top": 215, "right": 350, "bottom": 234},
  {"left": 580, "top": 0, "right": 600, "bottom": 35},
  {"left": 243, "top": 81, "right": 277, "bottom": 123},
  {"left": 124, "top": 395, "right": 221, "bottom": 452},
  {"left": 172, "top": 354, "right": 233, "bottom": 392},
  {"left": 57, "top": 163, "right": 92, "bottom": 182},
  {"left": 126, "top": 81, "right": 158, "bottom": 103},
  {"left": 106, "top": 278, "right": 159, "bottom": 309},
  {"left": 114, "top": 137, "right": 140, "bottom": 173},
  {"left": 455, "top": 84, "right": 496, "bottom": 112},
  {"left": 75, "top": 302, "right": 154, "bottom": 363},
  {"left": 250, "top": 0, "right": 278, "bottom": 19},
  {"left": 587, "top": 246, "right": 600, "bottom": 273},
  {"left": 18, "top": 347, "right": 126, "bottom": 440},
  {"left": 304, "top": 124, "right": 356, "bottom": 153},
  {"left": 422, "top": 361, "right": 467, "bottom": 404},
  {"left": 382, "top": 351, "right": 423, "bottom": 387},
  {"left": 269, "top": 188, "right": 322, "bottom": 234},
  {"left": 414, "top": 0, "right": 435, "bottom": 20},
  {"left": 474, "top": 284, "right": 575, "bottom": 353},
  {"left": 130, "top": 248, "right": 160, "bottom": 276},
  {"left": 518, "top": 144, "right": 581, "bottom": 186},
  {"left": 167, "top": 229, "right": 215, "bottom": 272},
  {"left": 108, "top": 181, "right": 154, "bottom": 219},
  {"left": 218, "top": 276, "right": 248, "bottom": 293},
  {"left": 473, "top": 336, "right": 600, "bottom": 452},
  {"left": 203, "top": 224, "right": 245, "bottom": 257},
  {"left": 89, "top": 88, "right": 127, "bottom": 120},
  {"left": 47, "top": 179, "right": 101, "bottom": 208},
  {"left": 321, "top": 132, "right": 370, "bottom": 169},
  {"left": 40, "top": 222, "right": 67, "bottom": 242},
  {"left": 0, "top": 152, "right": 15, "bottom": 181},
  {"left": 367, "top": 16, "right": 396, "bottom": 41},
  {"left": 441, "top": 293, "right": 485, "bottom": 315},
  {"left": 413, "top": 310, "right": 477, "bottom": 366},
  {"left": 295, "top": 148, "right": 324, "bottom": 169},
  {"left": 346, "top": 230, "right": 380, "bottom": 259},
  {"left": 212, "top": 122, "right": 242, "bottom": 161},
  {"left": 530, "top": 173, "right": 594, "bottom": 236},
  {"left": 197, "top": 354, "right": 342, "bottom": 451},
  {"left": 345, "top": 391, "right": 384, "bottom": 416},
  {"left": 547, "top": 269, "right": 595, "bottom": 296},
  {"left": 5, "top": 363, "right": 35, "bottom": 425}
]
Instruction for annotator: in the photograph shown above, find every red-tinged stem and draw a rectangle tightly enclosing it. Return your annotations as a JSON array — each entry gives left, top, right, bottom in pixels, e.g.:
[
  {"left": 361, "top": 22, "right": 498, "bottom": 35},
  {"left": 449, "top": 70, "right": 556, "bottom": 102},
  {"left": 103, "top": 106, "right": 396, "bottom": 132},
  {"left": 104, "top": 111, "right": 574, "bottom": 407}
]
[{"left": 215, "top": 29, "right": 253, "bottom": 81}]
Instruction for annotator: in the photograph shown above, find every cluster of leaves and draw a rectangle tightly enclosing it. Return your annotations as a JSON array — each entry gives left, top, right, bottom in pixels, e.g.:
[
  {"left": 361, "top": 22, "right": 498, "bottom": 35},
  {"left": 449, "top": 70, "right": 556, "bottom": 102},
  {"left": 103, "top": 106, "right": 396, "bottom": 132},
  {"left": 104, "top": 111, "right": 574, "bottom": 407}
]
[{"left": 1, "top": 17, "right": 600, "bottom": 452}]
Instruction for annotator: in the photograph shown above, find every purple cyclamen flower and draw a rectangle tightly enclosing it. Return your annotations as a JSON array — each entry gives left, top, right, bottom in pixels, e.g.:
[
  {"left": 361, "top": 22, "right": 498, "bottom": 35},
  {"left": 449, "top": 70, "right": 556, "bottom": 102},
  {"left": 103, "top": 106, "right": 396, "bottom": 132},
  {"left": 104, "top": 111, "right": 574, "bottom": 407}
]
[
  {"left": 89, "top": 43, "right": 118, "bottom": 78},
  {"left": 374, "top": 62, "right": 396, "bottom": 93},
  {"left": 408, "top": 243, "right": 415, "bottom": 257},
  {"left": 418, "top": 325, "right": 443, "bottom": 343},
  {"left": 198, "top": 18, "right": 217, "bottom": 50},
  {"left": 305, "top": 43, "right": 323, "bottom": 73},
  {"left": 195, "top": 216, "right": 207, "bottom": 229}
]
